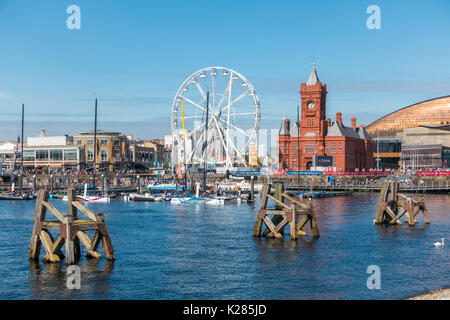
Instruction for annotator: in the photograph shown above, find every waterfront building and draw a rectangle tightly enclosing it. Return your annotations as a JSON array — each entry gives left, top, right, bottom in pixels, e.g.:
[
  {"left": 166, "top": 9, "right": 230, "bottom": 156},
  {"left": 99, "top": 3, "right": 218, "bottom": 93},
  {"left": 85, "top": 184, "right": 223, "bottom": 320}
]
[
  {"left": 368, "top": 95, "right": 450, "bottom": 169},
  {"left": 128, "top": 141, "right": 158, "bottom": 170},
  {"left": 0, "top": 141, "right": 18, "bottom": 172},
  {"left": 132, "top": 139, "right": 170, "bottom": 167},
  {"left": 1, "top": 128, "right": 171, "bottom": 173},
  {"left": 400, "top": 125, "right": 450, "bottom": 169},
  {"left": 278, "top": 65, "right": 374, "bottom": 171},
  {"left": 74, "top": 130, "right": 130, "bottom": 172},
  {"left": 373, "top": 138, "right": 402, "bottom": 170},
  {"left": 20, "top": 129, "right": 85, "bottom": 172},
  {"left": 164, "top": 135, "right": 173, "bottom": 149},
  {"left": 366, "top": 95, "right": 450, "bottom": 138}
]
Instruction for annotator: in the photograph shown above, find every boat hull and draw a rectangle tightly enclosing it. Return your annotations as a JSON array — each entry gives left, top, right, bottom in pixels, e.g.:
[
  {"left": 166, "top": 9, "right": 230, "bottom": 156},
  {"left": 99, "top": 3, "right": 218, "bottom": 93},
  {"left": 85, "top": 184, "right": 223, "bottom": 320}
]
[{"left": 62, "top": 195, "right": 110, "bottom": 203}]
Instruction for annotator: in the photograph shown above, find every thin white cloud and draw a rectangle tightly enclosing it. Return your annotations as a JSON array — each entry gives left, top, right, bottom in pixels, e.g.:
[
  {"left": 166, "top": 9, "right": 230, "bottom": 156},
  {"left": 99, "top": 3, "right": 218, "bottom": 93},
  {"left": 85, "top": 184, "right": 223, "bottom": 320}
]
[{"left": 0, "top": 91, "right": 12, "bottom": 99}]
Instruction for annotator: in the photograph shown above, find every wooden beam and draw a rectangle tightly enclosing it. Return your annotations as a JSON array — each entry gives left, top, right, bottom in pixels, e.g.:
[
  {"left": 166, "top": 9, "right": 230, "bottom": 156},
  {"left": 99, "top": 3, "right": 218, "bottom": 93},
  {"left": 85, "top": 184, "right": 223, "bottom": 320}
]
[
  {"left": 72, "top": 201, "right": 98, "bottom": 222},
  {"left": 389, "top": 207, "right": 406, "bottom": 225},
  {"left": 97, "top": 213, "right": 115, "bottom": 260},
  {"left": 281, "top": 193, "right": 308, "bottom": 209},
  {"left": 310, "top": 207, "right": 320, "bottom": 237},
  {"left": 28, "top": 189, "right": 48, "bottom": 260},
  {"left": 64, "top": 215, "right": 76, "bottom": 265},
  {"left": 263, "top": 216, "right": 282, "bottom": 238},
  {"left": 375, "top": 182, "right": 389, "bottom": 224},
  {"left": 50, "top": 234, "right": 65, "bottom": 258},
  {"left": 252, "top": 184, "right": 270, "bottom": 237},
  {"left": 40, "top": 230, "right": 60, "bottom": 262},
  {"left": 67, "top": 189, "right": 81, "bottom": 261},
  {"left": 76, "top": 231, "right": 101, "bottom": 259},
  {"left": 42, "top": 201, "right": 65, "bottom": 223},
  {"left": 266, "top": 218, "right": 289, "bottom": 238},
  {"left": 267, "top": 194, "right": 291, "bottom": 211},
  {"left": 289, "top": 205, "right": 298, "bottom": 241}
]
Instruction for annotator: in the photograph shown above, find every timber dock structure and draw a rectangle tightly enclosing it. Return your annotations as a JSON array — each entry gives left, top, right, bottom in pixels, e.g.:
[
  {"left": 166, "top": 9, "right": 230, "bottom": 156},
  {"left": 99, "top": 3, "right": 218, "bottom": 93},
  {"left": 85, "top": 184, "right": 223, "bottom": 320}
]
[{"left": 29, "top": 188, "right": 114, "bottom": 264}]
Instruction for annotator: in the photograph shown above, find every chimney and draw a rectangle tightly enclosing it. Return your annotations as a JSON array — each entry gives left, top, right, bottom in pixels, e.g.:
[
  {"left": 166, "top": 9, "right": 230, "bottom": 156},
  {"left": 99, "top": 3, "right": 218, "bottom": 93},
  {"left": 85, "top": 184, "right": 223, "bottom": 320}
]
[
  {"left": 285, "top": 119, "right": 290, "bottom": 132},
  {"left": 326, "top": 118, "right": 331, "bottom": 127},
  {"left": 351, "top": 116, "right": 356, "bottom": 130},
  {"left": 336, "top": 112, "right": 342, "bottom": 125},
  {"left": 40, "top": 128, "right": 46, "bottom": 137}
]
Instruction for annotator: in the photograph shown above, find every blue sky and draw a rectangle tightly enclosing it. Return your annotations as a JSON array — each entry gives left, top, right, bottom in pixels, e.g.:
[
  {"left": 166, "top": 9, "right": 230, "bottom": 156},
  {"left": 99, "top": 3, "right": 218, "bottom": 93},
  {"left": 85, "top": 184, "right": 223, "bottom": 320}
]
[{"left": 0, "top": 0, "right": 449, "bottom": 140}]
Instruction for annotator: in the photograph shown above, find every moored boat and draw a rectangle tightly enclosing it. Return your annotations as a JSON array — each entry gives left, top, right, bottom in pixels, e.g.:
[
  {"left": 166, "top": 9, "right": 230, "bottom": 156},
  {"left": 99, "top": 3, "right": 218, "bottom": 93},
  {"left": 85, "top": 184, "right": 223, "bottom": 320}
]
[
  {"left": 0, "top": 192, "right": 34, "bottom": 200},
  {"left": 62, "top": 183, "right": 110, "bottom": 203},
  {"left": 204, "top": 196, "right": 237, "bottom": 205},
  {"left": 170, "top": 196, "right": 206, "bottom": 204},
  {"left": 129, "top": 193, "right": 164, "bottom": 202}
]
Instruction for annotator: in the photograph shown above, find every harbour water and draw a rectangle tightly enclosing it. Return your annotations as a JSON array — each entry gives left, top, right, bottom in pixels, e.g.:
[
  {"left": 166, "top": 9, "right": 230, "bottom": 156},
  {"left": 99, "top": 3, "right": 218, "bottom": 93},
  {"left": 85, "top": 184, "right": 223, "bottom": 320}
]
[{"left": 0, "top": 193, "right": 448, "bottom": 300}]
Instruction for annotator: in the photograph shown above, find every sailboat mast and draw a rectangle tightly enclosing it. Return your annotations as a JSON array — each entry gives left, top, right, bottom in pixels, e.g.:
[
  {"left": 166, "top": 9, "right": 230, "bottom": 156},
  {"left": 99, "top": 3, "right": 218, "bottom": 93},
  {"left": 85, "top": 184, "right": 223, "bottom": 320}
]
[
  {"left": 297, "top": 105, "right": 300, "bottom": 192},
  {"left": 19, "top": 103, "right": 24, "bottom": 192},
  {"left": 203, "top": 92, "right": 209, "bottom": 193},
  {"left": 93, "top": 99, "right": 98, "bottom": 189}
]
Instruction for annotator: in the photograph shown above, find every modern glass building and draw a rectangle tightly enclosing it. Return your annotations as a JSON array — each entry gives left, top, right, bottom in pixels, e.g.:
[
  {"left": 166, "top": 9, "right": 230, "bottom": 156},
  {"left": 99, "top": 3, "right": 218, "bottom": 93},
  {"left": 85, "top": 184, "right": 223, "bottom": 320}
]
[
  {"left": 22, "top": 146, "right": 85, "bottom": 170},
  {"left": 373, "top": 138, "right": 402, "bottom": 169}
]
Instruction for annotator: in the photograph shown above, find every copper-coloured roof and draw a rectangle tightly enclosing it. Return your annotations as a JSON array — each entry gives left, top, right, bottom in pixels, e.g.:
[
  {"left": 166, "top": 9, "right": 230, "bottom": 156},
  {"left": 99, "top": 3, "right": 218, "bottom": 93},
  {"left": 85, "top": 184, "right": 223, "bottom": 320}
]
[{"left": 366, "top": 96, "right": 450, "bottom": 137}]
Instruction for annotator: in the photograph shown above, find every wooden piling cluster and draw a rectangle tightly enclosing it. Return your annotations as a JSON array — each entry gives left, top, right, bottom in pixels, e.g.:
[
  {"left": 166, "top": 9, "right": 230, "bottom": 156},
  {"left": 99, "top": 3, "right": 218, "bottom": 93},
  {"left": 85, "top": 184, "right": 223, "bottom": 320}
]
[
  {"left": 374, "top": 181, "right": 430, "bottom": 226},
  {"left": 252, "top": 182, "right": 320, "bottom": 240},
  {"left": 29, "top": 188, "right": 114, "bottom": 264}
]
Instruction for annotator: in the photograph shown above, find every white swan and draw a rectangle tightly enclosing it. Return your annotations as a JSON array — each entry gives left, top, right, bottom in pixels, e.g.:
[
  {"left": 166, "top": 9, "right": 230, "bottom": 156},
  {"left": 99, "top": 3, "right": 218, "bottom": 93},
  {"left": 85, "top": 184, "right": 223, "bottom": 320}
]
[{"left": 433, "top": 238, "right": 444, "bottom": 247}]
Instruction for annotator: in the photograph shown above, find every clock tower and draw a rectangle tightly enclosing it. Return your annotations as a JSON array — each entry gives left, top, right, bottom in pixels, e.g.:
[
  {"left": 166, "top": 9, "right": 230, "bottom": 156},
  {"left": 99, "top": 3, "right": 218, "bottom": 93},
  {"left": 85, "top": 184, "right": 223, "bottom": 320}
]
[
  {"left": 299, "top": 63, "right": 328, "bottom": 169},
  {"left": 278, "top": 61, "right": 374, "bottom": 172}
]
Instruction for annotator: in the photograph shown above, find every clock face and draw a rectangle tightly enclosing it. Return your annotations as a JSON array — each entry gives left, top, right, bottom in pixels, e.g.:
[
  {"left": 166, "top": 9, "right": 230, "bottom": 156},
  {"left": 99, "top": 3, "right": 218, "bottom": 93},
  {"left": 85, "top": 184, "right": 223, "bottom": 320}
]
[{"left": 307, "top": 102, "right": 315, "bottom": 110}]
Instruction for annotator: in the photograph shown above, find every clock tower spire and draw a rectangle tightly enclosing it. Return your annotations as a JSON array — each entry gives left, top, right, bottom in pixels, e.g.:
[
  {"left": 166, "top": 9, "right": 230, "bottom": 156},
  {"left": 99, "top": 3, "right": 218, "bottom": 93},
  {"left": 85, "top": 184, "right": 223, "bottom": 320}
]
[{"left": 298, "top": 61, "right": 328, "bottom": 169}]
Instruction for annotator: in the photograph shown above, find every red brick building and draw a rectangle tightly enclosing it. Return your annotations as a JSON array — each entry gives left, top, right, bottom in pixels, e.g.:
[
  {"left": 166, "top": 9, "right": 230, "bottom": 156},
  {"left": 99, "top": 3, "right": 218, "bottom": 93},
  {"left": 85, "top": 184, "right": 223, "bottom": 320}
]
[{"left": 278, "top": 64, "right": 373, "bottom": 171}]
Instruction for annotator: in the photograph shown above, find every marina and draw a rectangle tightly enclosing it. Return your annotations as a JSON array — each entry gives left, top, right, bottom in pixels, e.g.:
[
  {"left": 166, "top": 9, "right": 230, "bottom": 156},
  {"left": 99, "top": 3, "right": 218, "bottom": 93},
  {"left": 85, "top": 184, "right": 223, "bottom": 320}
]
[
  {"left": 0, "top": 192, "right": 447, "bottom": 299},
  {"left": 0, "top": 1, "right": 449, "bottom": 305}
]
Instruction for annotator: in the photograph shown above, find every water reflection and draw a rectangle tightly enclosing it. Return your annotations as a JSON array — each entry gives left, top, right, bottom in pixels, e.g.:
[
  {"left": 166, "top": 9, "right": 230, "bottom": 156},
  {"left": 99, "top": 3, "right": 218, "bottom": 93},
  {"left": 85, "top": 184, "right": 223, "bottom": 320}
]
[
  {"left": 28, "top": 259, "right": 115, "bottom": 299},
  {"left": 253, "top": 236, "right": 319, "bottom": 251},
  {"left": 1, "top": 194, "right": 448, "bottom": 299}
]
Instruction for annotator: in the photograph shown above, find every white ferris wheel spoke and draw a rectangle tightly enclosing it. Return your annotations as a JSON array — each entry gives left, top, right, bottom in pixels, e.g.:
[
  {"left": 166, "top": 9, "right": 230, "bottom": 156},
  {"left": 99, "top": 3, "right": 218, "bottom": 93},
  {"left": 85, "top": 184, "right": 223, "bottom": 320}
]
[
  {"left": 202, "top": 119, "right": 217, "bottom": 163},
  {"left": 219, "top": 117, "right": 249, "bottom": 136},
  {"left": 215, "top": 75, "right": 232, "bottom": 111},
  {"left": 213, "top": 117, "right": 233, "bottom": 168},
  {"left": 212, "top": 71, "right": 216, "bottom": 111},
  {"left": 187, "top": 116, "right": 215, "bottom": 161},
  {"left": 226, "top": 112, "right": 256, "bottom": 117},
  {"left": 194, "top": 81, "right": 208, "bottom": 104},
  {"left": 182, "top": 97, "right": 206, "bottom": 113},
  {"left": 221, "top": 89, "right": 250, "bottom": 112},
  {"left": 175, "top": 115, "right": 204, "bottom": 120},
  {"left": 216, "top": 120, "right": 247, "bottom": 166}
]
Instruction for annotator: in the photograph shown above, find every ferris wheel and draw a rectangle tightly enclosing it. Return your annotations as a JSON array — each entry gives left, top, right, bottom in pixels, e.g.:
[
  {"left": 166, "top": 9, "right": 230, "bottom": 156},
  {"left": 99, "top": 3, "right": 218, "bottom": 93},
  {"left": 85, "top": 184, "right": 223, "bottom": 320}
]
[{"left": 171, "top": 67, "right": 261, "bottom": 168}]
